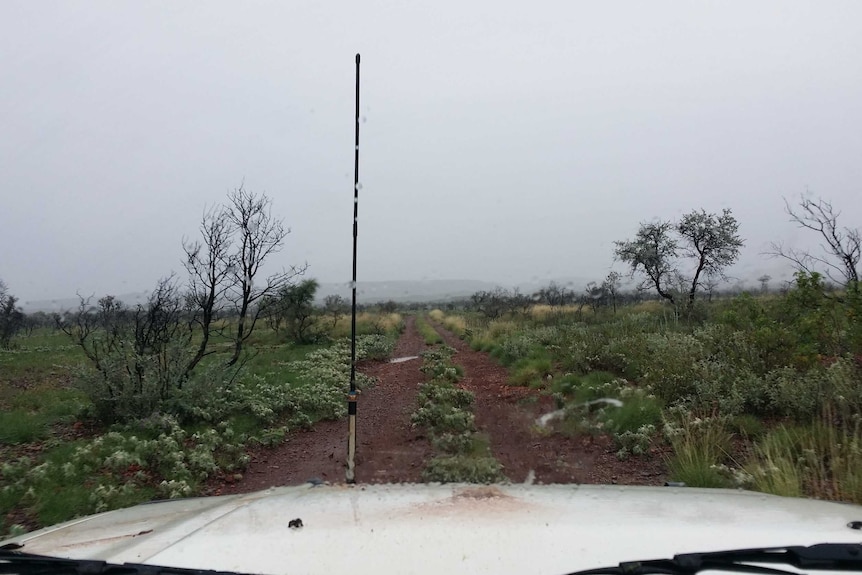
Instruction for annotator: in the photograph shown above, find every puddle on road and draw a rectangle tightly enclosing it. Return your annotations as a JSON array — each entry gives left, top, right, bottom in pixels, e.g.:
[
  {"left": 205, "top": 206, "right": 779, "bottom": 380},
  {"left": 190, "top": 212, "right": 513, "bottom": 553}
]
[{"left": 389, "top": 355, "right": 420, "bottom": 364}]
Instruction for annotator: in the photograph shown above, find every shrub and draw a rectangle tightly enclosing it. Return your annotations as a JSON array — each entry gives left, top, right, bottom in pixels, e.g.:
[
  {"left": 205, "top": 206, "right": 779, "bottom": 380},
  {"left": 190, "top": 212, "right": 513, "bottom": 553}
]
[
  {"left": 509, "top": 357, "right": 553, "bottom": 387},
  {"left": 614, "top": 424, "right": 656, "bottom": 460},
  {"left": 0, "top": 416, "right": 249, "bottom": 527},
  {"left": 418, "top": 384, "right": 473, "bottom": 408},
  {"left": 442, "top": 315, "right": 468, "bottom": 338},
  {"left": 422, "top": 455, "right": 504, "bottom": 483},
  {"left": 428, "top": 309, "right": 446, "bottom": 322},
  {"left": 604, "top": 391, "right": 663, "bottom": 435},
  {"left": 174, "top": 336, "right": 383, "bottom": 426},
  {"left": 431, "top": 432, "right": 475, "bottom": 455},
  {"left": 411, "top": 404, "right": 475, "bottom": 433},
  {"left": 73, "top": 339, "right": 193, "bottom": 423},
  {"left": 491, "top": 334, "right": 539, "bottom": 366},
  {"left": 761, "top": 358, "right": 862, "bottom": 421},
  {"left": 640, "top": 333, "right": 705, "bottom": 402}
]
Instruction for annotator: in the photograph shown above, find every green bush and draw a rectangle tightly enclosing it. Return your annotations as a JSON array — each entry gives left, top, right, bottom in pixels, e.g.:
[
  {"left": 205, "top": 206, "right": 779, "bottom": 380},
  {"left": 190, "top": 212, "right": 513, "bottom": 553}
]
[
  {"left": 418, "top": 384, "right": 473, "bottom": 409},
  {"left": 411, "top": 404, "right": 475, "bottom": 433},
  {"left": 173, "top": 336, "right": 383, "bottom": 426},
  {"left": 0, "top": 416, "right": 249, "bottom": 529},
  {"left": 491, "top": 334, "right": 539, "bottom": 366},
  {"left": 509, "top": 356, "right": 553, "bottom": 387},
  {"left": 431, "top": 432, "right": 475, "bottom": 455},
  {"left": 604, "top": 392, "right": 663, "bottom": 435},
  {"left": 614, "top": 424, "right": 656, "bottom": 460},
  {"left": 422, "top": 455, "right": 504, "bottom": 483},
  {"left": 763, "top": 358, "right": 862, "bottom": 420},
  {"left": 639, "top": 333, "right": 704, "bottom": 402},
  {"left": 73, "top": 339, "right": 193, "bottom": 423}
]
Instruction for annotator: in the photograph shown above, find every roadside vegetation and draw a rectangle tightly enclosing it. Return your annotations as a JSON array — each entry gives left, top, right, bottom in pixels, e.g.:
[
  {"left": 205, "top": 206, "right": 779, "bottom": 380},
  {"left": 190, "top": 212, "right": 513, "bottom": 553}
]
[
  {"left": 2, "top": 194, "right": 859, "bottom": 534},
  {"left": 0, "top": 312, "right": 400, "bottom": 537},
  {"left": 456, "top": 198, "right": 861, "bottom": 503},
  {"left": 460, "top": 271, "right": 861, "bottom": 502},
  {"left": 0, "top": 186, "right": 404, "bottom": 537}
]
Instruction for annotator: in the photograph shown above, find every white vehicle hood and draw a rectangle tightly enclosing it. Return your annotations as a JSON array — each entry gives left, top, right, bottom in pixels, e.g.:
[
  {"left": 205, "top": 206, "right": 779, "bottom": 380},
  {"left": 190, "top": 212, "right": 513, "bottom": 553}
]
[{"left": 3, "top": 484, "right": 862, "bottom": 575}]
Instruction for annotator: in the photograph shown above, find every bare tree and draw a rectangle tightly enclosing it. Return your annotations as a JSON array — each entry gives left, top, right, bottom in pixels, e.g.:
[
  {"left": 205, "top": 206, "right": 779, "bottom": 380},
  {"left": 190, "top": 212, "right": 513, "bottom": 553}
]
[
  {"left": 224, "top": 186, "right": 306, "bottom": 365},
  {"left": 56, "top": 278, "right": 196, "bottom": 421},
  {"left": 584, "top": 281, "right": 606, "bottom": 313},
  {"left": 534, "top": 281, "right": 575, "bottom": 306},
  {"left": 770, "top": 196, "right": 860, "bottom": 289},
  {"left": 183, "top": 204, "right": 234, "bottom": 372}
]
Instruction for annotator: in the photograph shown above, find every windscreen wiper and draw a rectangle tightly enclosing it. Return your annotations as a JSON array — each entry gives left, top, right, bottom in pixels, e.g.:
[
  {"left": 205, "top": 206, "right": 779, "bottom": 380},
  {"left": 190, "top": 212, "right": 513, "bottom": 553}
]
[
  {"left": 565, "top": 543, "right": 862, "bottom": 575},
  {"left": 0, "top": 549, "right": 257, "bottom": 575}
]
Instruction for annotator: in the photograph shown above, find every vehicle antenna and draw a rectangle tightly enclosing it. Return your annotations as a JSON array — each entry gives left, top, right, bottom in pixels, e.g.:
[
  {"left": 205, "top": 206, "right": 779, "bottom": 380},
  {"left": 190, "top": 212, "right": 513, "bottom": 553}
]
[{"left": 346, "top": 53, "right": 361, "bottom": 483}]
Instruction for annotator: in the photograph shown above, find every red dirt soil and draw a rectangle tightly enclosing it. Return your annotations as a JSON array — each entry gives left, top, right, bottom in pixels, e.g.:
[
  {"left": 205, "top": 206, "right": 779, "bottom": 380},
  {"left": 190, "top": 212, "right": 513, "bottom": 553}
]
[
  {"left": 430, "top": 322, "right": 667, "bottom": 485},
  {"left": 218, "top": 316, "right": 666, "bottom": 494}
]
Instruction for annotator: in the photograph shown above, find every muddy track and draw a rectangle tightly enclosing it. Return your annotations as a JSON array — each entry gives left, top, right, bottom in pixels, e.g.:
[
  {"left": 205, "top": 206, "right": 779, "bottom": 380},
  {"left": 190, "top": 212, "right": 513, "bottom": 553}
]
[
  {"left": 220, "top": 316, "right": 433, "bottom": 494},
  {"left": 429, "top": 321, "right": 668, "bottom": 485},
  {"left": 217, "top": 316, "right": 666, "bottom": 495}
]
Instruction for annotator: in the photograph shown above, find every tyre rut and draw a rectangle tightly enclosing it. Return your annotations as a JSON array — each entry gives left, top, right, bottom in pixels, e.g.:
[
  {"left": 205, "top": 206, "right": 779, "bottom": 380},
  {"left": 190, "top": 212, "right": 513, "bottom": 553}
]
[
  {"left": 429, "top": 320, "right": 668, "bottom": 485},
  {"left": 218, "top": 316, "right": 433, "bottom": 494}
]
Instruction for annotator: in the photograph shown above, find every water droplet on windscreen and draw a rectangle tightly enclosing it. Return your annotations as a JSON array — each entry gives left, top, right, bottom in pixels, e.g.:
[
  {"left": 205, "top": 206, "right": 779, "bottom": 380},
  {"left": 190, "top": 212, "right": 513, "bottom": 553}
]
[
  {"left": 355, "top": 182, "right": 363, "bottom": 191},
  {"left": 361, "top": 116, "right": 367, "bottom": 123}
]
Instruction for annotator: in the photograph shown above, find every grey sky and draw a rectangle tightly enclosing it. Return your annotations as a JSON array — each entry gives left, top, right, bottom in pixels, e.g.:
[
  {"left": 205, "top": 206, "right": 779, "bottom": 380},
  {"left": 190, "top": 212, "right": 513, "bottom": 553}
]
[{"left": 2, "top": 1, "right": 861, "bottom": 303}]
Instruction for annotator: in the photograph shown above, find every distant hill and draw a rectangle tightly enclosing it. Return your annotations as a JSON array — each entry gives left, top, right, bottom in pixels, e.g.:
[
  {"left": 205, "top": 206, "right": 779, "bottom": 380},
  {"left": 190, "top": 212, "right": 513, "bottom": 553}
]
[
  {"left": 19, "top": 291, "right": 152, "bottom": 314},
  {"left": 19, "top": 280, "right": 505, "bottom": 312},
  {"left": 17, "top": 273, "right": 776, "bottom": 313},
  {"left": 315, "top": 279, "right": 504, "bottom": 304}
]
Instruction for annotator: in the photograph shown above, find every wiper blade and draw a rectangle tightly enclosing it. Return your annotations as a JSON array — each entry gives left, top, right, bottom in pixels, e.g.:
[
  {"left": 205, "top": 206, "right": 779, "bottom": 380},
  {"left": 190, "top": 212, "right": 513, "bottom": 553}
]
[
  {"left": 0, "top": 549, "right": 257, "bottom": 575},
  {"left": 565, "top": 543, "right": 862, "bottom": 575}
]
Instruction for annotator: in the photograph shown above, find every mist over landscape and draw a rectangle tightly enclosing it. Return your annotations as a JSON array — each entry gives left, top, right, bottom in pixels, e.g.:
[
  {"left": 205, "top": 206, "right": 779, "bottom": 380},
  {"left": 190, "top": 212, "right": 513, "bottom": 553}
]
[{"left": 2, "top": 2, "right": 861, "bottom": 304}]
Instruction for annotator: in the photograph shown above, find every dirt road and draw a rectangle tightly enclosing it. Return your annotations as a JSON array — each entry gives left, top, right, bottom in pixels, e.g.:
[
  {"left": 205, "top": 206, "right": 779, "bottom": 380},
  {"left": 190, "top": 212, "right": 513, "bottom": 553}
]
[{"left": 220, "top": 316, "right": 666, "bottom": 493}]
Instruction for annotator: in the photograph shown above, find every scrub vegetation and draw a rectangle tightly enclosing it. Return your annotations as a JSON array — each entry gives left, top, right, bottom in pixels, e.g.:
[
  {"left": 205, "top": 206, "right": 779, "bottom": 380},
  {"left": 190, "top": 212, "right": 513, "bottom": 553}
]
[
  {"left": 440, "top": 198, "right": 861, "bottom": 503},
  {"left": 0, "top": 313, "right": 400, "bottom": 537},
  {"left": 2, "top": 196, "right": 860, "bottom": 535},
  {"left": 0, "top": 187, "right": 404, "bottom": 537},
  {"left": 457, "top": 268, "right": 862, "bottom": 502}
]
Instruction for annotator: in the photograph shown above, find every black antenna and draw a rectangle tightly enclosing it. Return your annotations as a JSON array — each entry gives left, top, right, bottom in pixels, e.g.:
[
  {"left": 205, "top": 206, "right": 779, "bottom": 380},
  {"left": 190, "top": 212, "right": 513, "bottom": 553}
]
[{"left": 346, "top": 53, "right": 360, "bottom": 483}]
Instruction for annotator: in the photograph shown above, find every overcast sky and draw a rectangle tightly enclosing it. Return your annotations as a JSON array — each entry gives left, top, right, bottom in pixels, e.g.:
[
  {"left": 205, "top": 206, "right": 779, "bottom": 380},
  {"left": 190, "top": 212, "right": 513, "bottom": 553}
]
[{"left": 2, "top": 1, "right": 861, "bottom": 303}]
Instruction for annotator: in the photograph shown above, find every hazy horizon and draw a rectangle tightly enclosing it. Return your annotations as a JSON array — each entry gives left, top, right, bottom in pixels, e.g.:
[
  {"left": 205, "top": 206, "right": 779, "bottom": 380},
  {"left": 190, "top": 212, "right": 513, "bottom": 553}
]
[{"left": 3, "top": 2, "right": 860, "bottom": 303}]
